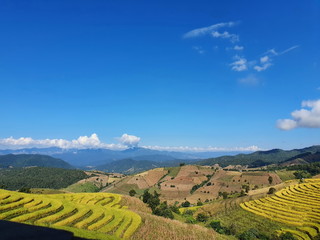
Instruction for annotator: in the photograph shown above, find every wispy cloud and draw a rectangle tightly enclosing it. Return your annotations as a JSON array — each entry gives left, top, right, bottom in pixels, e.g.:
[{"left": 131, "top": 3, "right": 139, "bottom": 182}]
[
  {"left": 254, "top": 56, "right": 272, "bottom": 72},
  {"left": 192, "top": 46, "right": 205, "bottom": 54},
  {"left": 183, "top": 21, "right": 237, "bottom": 38},
  {"left": 238, "top": 74, "right": 260, "bottom": 86},
  {"left": 184, "top": 22, "right": 299, "bottom": 74},
  {"left": 254, "top": 45, "right": 299, "bottom": 72},
  {"left": 234, "top": 45, "right": 244, "bottom": 51},
  {"left": 277, "top": 99, "right": 320, "bottom": 130},
  {"left": 267, "top": 45, "right": 299, "bottom": 56},
  {"left": 230, "top": 55, "right": 248, "bottom": 72},
  {"left": 212, "top": 31, "right": 239, "bottom": 43},
  {"left": 142, "top": 145, "right": 261, "bottom": 152}
]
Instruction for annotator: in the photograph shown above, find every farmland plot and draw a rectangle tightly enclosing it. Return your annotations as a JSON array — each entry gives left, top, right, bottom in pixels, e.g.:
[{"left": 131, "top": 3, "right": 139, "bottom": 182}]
[
  {"left": 0, "top": 190, "right": 141, "bottom": 239},
  {"left": 240, "top": 178, "right": 320, "bottom": 240}
]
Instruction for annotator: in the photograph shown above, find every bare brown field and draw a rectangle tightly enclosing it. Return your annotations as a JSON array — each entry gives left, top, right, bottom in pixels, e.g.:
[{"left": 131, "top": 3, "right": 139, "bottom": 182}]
[
  {"left": 127, "top": 168, "right": 168, "bottom": 189},
  {"left": 76, "top": 171, "right": 125, "bottom": 188}
]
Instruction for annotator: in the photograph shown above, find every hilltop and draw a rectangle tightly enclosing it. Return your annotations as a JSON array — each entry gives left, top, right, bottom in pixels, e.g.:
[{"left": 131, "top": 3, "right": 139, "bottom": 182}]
[
  {"left": 0, "top": 154, "right": 73, "bottom": 169},
  {"left": 103, "top": 165, "right": 283, "bottom": 204},
  {"left": 197, "top": 145, "right": 320, "bottom": 167}
]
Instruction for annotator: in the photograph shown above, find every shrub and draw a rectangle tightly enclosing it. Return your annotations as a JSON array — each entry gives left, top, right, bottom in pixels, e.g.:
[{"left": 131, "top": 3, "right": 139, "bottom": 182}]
[
  {"left": 197, "top": 201, "right": 203, "bottom": 206},
  {"left": 268, "top": 176, "right": 273, "bottom": 184},
  {"left": 196, "top": 213, "right": 209, "bottom": 222},
  {"left": 181, "top": 201, "right": 190, "bottom": 207},
  {"left": 267, "top": 187, "right": 276, "bottom": 194},
  {"left": 284, "top": 233, "right": 296, "bottom": 240},
  {"left": 185, "top": 216, "right": 196, "bottom": 224},
  {"left": 183, "top": 210, "right": 194, "bottom": 216},
  {"left": 129, "top": 189, "right": 136, "bottom": 197}
]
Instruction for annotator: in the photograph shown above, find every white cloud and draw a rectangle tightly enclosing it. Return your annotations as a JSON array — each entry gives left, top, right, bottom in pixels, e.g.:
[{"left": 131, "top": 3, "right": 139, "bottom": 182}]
[
  {"left": 238, "top": 74, "right": 260, "bottom": 85},
  {"left": 260, "top": 56, "right": 269, "bottom": 63},
  {"left": 183, "top": 21, "right": 237, "bottom": 38},
  {"left": 254, "top": 63, "right": 272, "bottom": 72},
  {"left": 277, "top": 99, "right": 320, "bottom": 130},
  {"left": 234, "top": 45, "right": 244, "bottom": 51},
  {"left": 117, "top": 134, "right": 141, "bottom": 148},
  {"left": 254, "top": 55, "right": 272, "bottom": 72},
  {"left": 212, "top": 31, "right": 239, "bottom": 43},
  {"left": 0, "top": 133, "right": 126, "bottom": 150},
  {"left": 230, "top": 55, "right": 248, "bottom": 71},
  {"left": 0, "top": 133, "right": 261, "bottom": 152}
]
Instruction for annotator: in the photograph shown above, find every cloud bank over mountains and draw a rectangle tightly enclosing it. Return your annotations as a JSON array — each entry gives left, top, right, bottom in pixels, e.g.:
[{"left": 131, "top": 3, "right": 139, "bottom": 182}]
[{"left": 0, "top": 133, "right": 259, "bottom": 152}]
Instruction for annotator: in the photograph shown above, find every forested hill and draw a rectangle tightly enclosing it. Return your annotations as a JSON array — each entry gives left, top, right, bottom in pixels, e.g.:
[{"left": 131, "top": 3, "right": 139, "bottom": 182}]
[
  {"left": 96, "top": 158, "right": 185, "bottom": 174},
  {"left": 197, "top": 145, "right": 320, "bottom": 167},
  {"left": 0, "top": 167, "right": 87, "bottom": 190},
  {"left": 0, "top": 154, "right": 73, "bottom": 169}
]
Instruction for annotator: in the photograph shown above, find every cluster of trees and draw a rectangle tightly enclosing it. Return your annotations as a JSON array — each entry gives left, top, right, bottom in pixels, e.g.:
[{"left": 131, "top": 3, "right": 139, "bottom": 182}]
[
  {"left": 0, "top": 167, "right": 87, "bottom": 190},
  {"left": 207, "top": 220, "right": 296, "bottom": 240},
  {"left": 287, "top": 162, "right": 320, "bottom": 178},
  {"left": 142, "top": 190, "right": 179, "bottom": 219},
  {"left": 190, "top": 174, "right": 213, "bottom": 194},
  {"left": 238, "top": 229, "right": 296, "bottom": 240}
]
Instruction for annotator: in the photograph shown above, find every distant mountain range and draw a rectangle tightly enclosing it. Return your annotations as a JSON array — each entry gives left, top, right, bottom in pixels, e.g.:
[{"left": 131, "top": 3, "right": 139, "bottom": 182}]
[
  {"left": 96, "top": 158, "right": 187, "bottom": 174},
  {"left": 0, "top": 147, "right": 243, "bottom": 167},
  {"left": 197, "top": 145, "right": 320, "bottom": 167},
  {"left": 1, "top": 145, "right": 319, "bottom": 174}
]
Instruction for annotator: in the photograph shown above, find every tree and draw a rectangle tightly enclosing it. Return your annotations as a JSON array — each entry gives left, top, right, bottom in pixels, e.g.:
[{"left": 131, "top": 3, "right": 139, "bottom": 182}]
[
  {"left": 222, "top": 192, "right": 229, "bottom": 199},
  {"left": 279, "top": 232, "right": 296, "bottom": 240},
  {"left": 181, "top": 201, "right": 191, "bottom": 207},
  {"left": 142, "top": 190, "right": 152, "bottom": 203},
  {"left": 242, "top": 185, "right": 250, "bottom": 193},
  {"left": 197, "top": 201, "right": 203, "bottom": 206},
  {"left": 129, "top": 189, "right": 136, "bottom": 197},
  {"left": 180, "top": 163, "right": 185, "bottom": 166},
  {"left": 18, "top": 187, "right": 31, "bottom": 193},
  {"left": 294, "top": 170, "right": 311, "bottom": 180},
  {"left": 183, "top": 210, "right": 194, "bottom": 216},
  {"left": 196, "top": 213, "right": 209, "bottom": 222},
  {"left": 209, "top": 220, "right": 223, "bottom": 232},
  {"left": 268, "top": 176, "right": 273, "bottom": 184},
  {"left": 268, "top": 187, "right": 276, "bottom": 194}
]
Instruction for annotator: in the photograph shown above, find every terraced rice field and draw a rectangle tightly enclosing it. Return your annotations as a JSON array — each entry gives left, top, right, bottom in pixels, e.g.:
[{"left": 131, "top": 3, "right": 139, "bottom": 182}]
[
  {"left": 240, "top": 178, "right": 320, "bottom": 240},
  {"left": 0, "top": 189, "right": 141, "bottom": 239}
]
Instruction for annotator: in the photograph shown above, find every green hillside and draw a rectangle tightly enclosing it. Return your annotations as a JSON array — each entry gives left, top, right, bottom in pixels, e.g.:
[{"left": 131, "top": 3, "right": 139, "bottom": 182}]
[
  {"left": 0, "top": 154, "right": 73, "bottom": 169},
  {"left": 0, "top": 167, "right": 87, "bottom": 190},
  {"left": 197, "top": 145, "right": 320, "bottom": 167}
]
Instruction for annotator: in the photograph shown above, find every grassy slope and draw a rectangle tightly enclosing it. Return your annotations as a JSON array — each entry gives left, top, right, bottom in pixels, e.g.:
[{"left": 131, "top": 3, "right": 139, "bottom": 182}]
[
  {"left": 64, "top": 182, "right": 100, "bottom": 193},
  {"left": 275, "top": 170, "right": 296, "bottom": 181},
  {"left": 213, "top": 206, "right": 294, "bottom": 237},
  {"left": 121, "top": 195, "right": 225, "bottom": 240},
  {"left": 166, "top": 166, "right": 181, "bottom": 177}
]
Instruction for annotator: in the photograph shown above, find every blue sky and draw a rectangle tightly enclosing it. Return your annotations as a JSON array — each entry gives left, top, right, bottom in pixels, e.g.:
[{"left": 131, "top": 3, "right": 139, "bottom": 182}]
[{"left": 0, "top": 0, "right": 319, "bottom": 151}]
